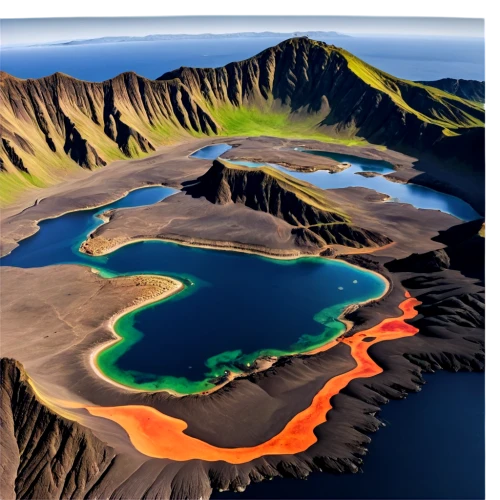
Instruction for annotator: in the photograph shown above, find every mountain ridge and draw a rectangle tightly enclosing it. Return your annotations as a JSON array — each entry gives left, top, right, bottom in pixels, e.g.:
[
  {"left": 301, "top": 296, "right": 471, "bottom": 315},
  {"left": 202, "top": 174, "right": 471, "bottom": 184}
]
[
  {"left": 0, "top": 37, "right": 485, "bottom": 205},
  {"left": 0, "top": 358, "right": 115, "bottom": 499},
  {"left": 184, "top": 159, "right": 392, "bottom": 250},
  {"left": 416, "top": 78, "right": 485, "bottom": 103}
]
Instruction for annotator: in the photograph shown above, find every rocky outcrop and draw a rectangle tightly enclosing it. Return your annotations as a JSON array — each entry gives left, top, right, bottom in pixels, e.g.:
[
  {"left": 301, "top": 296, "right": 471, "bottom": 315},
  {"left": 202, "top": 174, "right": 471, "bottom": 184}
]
[
  {"left": 185, "top": 159, "right": 392, "bottom": 249},
  {"left": 417, "top": 78, "right": 485, "bottom": 103},
  {"left": 63, "top": 116, "right": 107, "bottom": 169},
  {"left": 386, "top": 218, "right": 485, "bottom": 282},
  {"left": 0, "top": 358, "right": 115, "bottom": 500},
  {"left": 186, "top": 159, "right": 346, "bottom": 225},
  {"left": 381, "top": 219, "right": 485, "bottom": 371},
  {"left": 385, "top": 248, "right": 452, "bottom": 274},
  {"left": 294, "top": 223, "right": 392, "bottom": 249},
  {"left": 1, "top": 138, "right": 28, "bottom": 173}
]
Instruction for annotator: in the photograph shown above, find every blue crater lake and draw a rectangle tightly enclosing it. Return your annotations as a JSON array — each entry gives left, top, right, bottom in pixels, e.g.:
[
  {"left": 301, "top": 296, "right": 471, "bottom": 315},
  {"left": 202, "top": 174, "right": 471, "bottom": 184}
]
[
  {"left": 190, "top": 143, "right": 233, "bottom": 159},
  {"left": 1, "top": 184, "right": 386, "bottom": 394}
]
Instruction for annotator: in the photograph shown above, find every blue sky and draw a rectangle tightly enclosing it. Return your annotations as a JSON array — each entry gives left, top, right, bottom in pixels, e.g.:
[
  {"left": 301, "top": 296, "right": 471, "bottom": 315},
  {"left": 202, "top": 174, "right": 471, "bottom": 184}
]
[{"left": 0, "top": 16, "right": 484, "bottom": 46}]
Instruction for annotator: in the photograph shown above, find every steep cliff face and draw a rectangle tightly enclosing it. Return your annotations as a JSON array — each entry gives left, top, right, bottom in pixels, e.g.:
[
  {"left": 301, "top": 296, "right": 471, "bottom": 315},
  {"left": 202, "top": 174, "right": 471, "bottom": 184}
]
[
  {"left": 0, "top": 358, "right": 115, "bottom": 500},
  {"left": 185, "top": 159, "right": 392, "bottom": 249},
  {"left": 0, "top": 37, "right": 485, "bottom": 204},
  {"left": 0, "top": 71, "right": 219, "bottom": 200},
  {"left": 159, "top": 38, "right": 484, "bottom": 151}
]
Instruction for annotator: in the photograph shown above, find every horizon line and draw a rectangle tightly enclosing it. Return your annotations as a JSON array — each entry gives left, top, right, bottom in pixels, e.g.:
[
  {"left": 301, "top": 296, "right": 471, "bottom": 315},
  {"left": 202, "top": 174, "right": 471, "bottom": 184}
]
[{"left": 1, "top": 30, "right": 485, "bottom": 49}]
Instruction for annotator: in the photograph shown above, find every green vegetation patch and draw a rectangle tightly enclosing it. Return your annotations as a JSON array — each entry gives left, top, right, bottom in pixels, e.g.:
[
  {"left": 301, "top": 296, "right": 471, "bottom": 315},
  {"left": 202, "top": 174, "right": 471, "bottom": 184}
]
[
  {"left": 211, "top": 104, "right": 370, "bottom": 146},
  {"left": 0, "top": 171, "right": 47, "bottom": 205},
  {"left": 338, "top": 49, "right": 485, "bottom": 130}
]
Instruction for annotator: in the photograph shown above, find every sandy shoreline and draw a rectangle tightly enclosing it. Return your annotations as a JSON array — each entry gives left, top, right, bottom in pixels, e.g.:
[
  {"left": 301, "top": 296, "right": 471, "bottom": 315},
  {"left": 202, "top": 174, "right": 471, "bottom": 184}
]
[
  {"left": 88, "top": 274, "right": 186, "bottom": 396},
  {"left": 80, "top": 230, "right": 394, "bottom": 262}
]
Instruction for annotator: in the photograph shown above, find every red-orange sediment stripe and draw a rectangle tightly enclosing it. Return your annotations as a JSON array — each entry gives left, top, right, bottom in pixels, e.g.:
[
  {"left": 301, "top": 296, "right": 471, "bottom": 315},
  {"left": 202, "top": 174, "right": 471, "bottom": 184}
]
[{"left": 87, "top": 295, "right": 421, "bottom": 463}]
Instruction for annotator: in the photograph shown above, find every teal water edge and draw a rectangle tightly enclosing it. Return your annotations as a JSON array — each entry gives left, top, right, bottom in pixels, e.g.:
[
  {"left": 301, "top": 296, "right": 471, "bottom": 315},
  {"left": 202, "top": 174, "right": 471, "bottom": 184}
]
[{"left": 1, "top": 182, "right": 386, "bottom": 394}]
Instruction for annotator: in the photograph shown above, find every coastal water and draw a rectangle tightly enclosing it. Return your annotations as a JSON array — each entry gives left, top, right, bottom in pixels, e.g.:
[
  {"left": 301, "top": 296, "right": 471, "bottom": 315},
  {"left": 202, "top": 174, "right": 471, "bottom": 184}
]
[
  {"left": 1, "top": 185, "right": 386, "bottom": 394},
  {"left": 1, "top": 35, "right": 484, "bottom": 82},
  {"left": 213, "top": 370, "right": 485, "bottom": 500},
  {"left": 198, "top": 144, "right": 480, "bottom": 221}
]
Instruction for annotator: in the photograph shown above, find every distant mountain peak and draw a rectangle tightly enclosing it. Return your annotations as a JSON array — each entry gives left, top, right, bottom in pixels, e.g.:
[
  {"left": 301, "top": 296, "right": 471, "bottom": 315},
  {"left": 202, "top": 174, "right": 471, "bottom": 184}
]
[{"left": 0, "top": 38, "right": 484, "bottom": 204}]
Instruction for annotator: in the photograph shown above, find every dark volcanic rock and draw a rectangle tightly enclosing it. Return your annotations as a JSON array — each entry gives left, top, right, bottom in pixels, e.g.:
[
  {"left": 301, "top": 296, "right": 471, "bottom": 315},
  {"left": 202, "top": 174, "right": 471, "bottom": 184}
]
[
  {"left": 0, "top": 358, "right": 115, "bottom": 500},
  {"left": 185, "top": 159, "right": 346, "bottom": 226},
  {"left": 297, "top": 223, "right": 391, "bottom": 248},
  {"left": 386, "top": 218, "right": 485, "bottom": 282},
  {"left": 63, "top": 116, "right": 107, "bottom": 169},
  {"left": 385, "top": 248, "right": 451, "bottom": 273},
  {"left": 373, "top": 220, "right": 484, "bottom": 374},
  {"left": 1, "top": 138, "right": 29, "bottom": 173},
  {"left": 185, "top": 159, "right": 392, "bottom": 249}
]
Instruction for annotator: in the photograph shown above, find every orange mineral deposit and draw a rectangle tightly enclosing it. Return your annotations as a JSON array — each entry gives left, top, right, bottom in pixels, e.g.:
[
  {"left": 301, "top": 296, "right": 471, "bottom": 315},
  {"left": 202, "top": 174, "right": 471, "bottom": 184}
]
[{"left": 87, "top": 295, "right": 421, "bottom": 463}]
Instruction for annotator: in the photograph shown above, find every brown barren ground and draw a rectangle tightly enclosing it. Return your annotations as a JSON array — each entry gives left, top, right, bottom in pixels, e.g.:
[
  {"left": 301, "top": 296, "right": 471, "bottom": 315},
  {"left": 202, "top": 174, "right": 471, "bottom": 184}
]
[{"left": 0, "top": 137, "right": 484, "bottom": 499}]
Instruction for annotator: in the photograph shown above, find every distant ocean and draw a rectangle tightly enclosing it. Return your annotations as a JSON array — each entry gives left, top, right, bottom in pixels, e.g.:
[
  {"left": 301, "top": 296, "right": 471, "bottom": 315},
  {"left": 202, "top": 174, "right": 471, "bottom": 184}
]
[{"left": 0, "top": 35, "right": 484, "bottom": 82}]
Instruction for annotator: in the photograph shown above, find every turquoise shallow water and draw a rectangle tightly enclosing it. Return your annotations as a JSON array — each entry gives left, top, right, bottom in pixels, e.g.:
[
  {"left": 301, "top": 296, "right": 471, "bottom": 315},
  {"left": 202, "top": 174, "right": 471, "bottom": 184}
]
[{"left": 1, "top": 183, "right": 386, "bottom": 394}]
